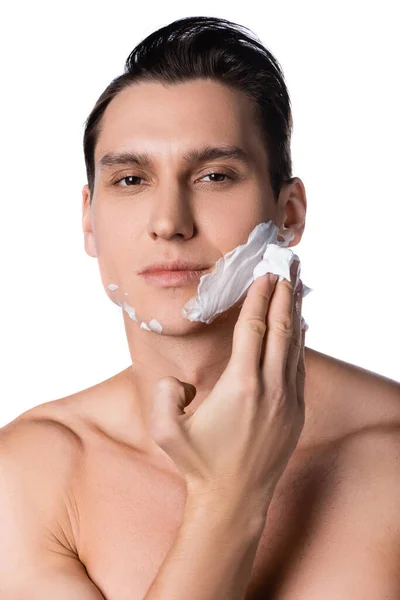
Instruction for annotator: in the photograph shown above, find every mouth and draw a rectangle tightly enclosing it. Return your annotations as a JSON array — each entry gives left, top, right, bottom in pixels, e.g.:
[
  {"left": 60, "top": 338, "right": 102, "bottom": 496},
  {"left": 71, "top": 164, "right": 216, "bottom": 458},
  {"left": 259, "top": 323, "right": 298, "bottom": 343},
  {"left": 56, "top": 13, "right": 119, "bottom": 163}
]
[{"left": 138, "top": 268, "right": 209, "bottom": 287}]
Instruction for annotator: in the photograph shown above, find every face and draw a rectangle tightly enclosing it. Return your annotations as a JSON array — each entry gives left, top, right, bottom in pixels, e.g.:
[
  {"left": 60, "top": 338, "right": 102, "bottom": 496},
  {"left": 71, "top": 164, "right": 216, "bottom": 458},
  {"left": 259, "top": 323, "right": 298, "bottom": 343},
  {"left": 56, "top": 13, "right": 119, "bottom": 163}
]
[{"left": 82, "top": 78, "right": 298, "bottom": 335}]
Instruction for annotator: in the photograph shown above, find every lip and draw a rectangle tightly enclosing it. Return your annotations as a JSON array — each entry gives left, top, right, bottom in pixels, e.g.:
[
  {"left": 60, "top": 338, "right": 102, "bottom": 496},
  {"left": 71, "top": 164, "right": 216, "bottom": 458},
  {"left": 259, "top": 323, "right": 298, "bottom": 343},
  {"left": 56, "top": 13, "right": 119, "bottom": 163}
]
[
  {"left": 139, "top": 268, "right": 209, "bottom": 287},
  {"left": 139, "top": 260, "right": 209, "bottom": 274}
]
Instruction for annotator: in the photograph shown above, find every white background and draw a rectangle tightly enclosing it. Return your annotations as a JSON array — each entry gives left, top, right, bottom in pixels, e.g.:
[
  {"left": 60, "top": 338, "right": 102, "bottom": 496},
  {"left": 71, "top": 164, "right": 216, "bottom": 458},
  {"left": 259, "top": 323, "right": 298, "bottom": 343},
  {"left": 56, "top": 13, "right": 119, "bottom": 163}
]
[{"left": 1, "top": 1, "right": 399, "bottom": 427}]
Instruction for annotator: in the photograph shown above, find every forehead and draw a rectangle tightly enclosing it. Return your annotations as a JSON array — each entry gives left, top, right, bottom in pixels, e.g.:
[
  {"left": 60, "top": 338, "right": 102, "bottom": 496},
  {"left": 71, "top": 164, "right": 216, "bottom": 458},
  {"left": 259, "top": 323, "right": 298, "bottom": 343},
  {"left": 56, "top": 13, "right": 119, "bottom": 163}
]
[{"left": 94, "top": 79, "right": 266, "bottom": 166}]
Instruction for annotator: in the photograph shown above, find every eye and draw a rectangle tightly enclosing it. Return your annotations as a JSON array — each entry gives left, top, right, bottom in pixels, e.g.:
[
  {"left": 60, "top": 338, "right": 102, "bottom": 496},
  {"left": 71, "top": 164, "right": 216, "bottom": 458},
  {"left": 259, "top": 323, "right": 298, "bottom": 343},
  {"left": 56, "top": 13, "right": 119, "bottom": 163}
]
[
  {"left": 113, "top": 175, "right": 144, "bottom": 187},
  {"left": 111, "top": 171, "right": 234, "bottom": 189},
  {"left": 198, "top": 172, "right": 233, "bottom": 183}
]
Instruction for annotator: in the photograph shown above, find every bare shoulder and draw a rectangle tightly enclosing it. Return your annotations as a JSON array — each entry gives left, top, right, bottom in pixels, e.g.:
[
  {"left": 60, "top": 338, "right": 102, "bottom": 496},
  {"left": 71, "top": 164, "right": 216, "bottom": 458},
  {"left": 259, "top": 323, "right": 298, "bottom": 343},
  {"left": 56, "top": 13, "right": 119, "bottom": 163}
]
[
  {"left": 336, "top": 351, "right": 400, "bottom": 431},
  {"left": 0, "top": 418, "right": 84, "bottom": 589},
  {"left": 0, "top": 412, "right": 85, "bottom": 552},
  {"left": 0, "top": 417, "right": 106, "bottom": 597},
  {"left": 332, "top": 353, "right": 400, "bottom": 486},
  {"left": 303, "top": 349, "right": 400, "bottom": 509},
  {"left": 1, "top": 398, "right": 86, "bottom": 483},
  {"left": 0, "top": 369, "right": 123, "bottom": 506},
  {"left": 332, "top": 418, "right": 400, "bottom": 577},
  {"left": 9, "top": 367, "right": 138, "bottom": 442},
  {"left": 303, "top": 348, "right": 400, "bottom": 447},
  {"left": 299, "top": 350, "right": 400, "bottom": 577},
  {"left": 1, "top": 411, "right": 84, "bottom": 453}
]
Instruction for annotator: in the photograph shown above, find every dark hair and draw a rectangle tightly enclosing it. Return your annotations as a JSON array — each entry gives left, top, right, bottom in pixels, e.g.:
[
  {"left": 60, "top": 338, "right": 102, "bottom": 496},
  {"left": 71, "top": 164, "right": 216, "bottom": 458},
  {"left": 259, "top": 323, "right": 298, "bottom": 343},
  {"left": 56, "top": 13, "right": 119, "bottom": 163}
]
[{"left": 83, "top": 16, "right": 294, "bottom": 204}]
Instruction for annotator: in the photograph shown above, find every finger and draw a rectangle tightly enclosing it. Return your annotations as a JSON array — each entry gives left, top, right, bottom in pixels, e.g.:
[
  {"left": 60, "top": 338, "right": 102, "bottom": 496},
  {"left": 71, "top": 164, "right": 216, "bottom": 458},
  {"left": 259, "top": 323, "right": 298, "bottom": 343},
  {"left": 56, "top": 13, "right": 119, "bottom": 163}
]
[
  {"left": 262, "top": 259, "right": 299, "bottom": 388},
  {"left": 286, "top": 280, "right": 303, "bottom": 385},
  {"left": 230, "top": 272, "right": 279, "bottom": 379},
  {"left": 150, "top": 377, "right": 194, "bottom": 435}
]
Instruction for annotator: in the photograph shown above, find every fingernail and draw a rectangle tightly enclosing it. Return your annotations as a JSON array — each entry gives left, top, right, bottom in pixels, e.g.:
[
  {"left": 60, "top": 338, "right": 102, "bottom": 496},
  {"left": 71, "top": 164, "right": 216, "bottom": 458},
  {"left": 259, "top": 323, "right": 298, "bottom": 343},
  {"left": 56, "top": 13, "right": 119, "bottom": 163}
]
[{"left": 268, "top": 273, "right": 279, "bottom": 285}]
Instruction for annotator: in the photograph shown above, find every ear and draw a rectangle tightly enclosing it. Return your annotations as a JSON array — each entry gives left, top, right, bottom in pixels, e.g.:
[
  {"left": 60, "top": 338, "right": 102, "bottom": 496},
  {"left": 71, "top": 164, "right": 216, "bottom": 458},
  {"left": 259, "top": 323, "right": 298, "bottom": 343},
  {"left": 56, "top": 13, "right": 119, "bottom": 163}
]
[
  {"left": 82, "top": 184, "right": 97, "bottom": 258},
  {"left": 276, "top": 177, "right": 307, "bottom": 247}
]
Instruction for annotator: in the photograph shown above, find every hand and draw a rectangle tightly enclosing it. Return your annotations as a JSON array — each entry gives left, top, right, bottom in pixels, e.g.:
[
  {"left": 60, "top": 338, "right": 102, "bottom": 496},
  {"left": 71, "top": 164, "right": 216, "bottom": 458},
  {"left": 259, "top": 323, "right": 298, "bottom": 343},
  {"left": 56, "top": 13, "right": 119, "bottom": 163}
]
[{"left": 149, "top": 261, "right": 306, "bottom": 512}]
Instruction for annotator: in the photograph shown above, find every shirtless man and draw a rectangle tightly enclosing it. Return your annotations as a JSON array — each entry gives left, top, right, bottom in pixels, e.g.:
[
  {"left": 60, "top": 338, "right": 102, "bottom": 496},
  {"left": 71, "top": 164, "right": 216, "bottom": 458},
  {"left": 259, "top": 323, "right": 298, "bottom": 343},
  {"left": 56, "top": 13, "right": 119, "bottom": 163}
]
[{"left": 1, "top": 15, "right": 400, "bottom": 600}]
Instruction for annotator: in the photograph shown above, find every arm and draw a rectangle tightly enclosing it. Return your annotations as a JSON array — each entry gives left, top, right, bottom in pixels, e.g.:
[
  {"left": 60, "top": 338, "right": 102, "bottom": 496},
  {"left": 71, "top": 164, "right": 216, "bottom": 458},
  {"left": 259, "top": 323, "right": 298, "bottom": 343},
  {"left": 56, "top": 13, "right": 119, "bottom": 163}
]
[
  {"left": 143, "top": 491, "right": 269, "bottom": 600},
  {"left": 143, "top": 269, "right": 305, "bottom": 600},
  {"left": 0, "top": 419, "right": 105, "bottom": 599},
  {"left": 1, "top": 418, "right": 267, "bottom": 600}
]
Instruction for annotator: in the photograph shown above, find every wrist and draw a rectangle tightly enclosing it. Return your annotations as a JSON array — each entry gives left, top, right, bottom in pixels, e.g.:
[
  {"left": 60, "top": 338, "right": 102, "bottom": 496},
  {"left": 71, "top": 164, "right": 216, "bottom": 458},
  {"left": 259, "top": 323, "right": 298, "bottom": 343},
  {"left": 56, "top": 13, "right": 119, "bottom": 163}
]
[{"left": 184, "top": 488, "right": 268, "bottom": 541}]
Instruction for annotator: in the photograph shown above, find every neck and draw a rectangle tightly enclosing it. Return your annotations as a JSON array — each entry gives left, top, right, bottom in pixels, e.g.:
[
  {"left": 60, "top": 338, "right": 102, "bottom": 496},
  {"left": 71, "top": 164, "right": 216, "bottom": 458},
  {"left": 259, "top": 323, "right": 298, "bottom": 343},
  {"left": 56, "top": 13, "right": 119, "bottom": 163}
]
[
  {"left": 121, "top": 307, "right": 323, "bottom": 452},
  {"left": 123, "top": 302, "right": 241, "bottom": 427}
]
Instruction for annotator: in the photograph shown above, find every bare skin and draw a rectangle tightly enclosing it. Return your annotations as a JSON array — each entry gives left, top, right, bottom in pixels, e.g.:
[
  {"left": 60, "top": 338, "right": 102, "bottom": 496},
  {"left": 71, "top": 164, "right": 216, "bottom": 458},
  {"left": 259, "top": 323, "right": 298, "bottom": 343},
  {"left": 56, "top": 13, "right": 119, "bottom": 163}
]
[
  {"left": 2, "top": 348, "right": 400, "bottom": 599},
  {"left": 1, "top": 78, "right": 400, "bottom": 598}
]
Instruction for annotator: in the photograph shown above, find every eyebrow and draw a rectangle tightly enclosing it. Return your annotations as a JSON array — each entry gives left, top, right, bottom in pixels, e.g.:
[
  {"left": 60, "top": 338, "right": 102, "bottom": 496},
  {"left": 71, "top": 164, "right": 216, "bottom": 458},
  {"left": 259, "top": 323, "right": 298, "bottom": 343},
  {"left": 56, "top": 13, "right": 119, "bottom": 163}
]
[{"left": 97, "top": 145, "right": 252, "bottom": 171}]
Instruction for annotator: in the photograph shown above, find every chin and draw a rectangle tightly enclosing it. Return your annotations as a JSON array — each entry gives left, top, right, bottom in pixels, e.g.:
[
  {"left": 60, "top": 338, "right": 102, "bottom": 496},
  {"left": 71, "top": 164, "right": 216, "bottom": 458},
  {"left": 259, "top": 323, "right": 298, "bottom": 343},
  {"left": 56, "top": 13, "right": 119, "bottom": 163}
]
[{"left": 120, "top": 291, "right": 244, "bottom": 335}]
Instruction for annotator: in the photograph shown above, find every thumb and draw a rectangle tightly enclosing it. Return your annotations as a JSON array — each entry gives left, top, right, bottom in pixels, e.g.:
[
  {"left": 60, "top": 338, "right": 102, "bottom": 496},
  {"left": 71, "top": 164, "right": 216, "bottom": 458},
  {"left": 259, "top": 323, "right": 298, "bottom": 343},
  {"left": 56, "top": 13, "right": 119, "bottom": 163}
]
[{"left": 150, "top": 377, "right": 197, "bottom": 439}]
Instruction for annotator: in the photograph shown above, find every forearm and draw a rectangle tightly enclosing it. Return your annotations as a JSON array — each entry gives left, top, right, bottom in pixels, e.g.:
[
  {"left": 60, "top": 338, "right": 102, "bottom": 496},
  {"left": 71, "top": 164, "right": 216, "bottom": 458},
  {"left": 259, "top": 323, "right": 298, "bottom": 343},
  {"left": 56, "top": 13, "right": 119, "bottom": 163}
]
[{"left": 143, "top": 493, "right": 268, "bottom": 600}]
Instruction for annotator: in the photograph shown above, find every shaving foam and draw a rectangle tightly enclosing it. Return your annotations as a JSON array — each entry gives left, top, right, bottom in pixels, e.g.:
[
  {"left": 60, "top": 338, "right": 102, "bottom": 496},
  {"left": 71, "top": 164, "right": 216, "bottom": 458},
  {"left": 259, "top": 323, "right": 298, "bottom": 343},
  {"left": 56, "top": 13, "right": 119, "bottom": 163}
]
[{"left": 182, "top": 221, "right": 311, "bottom": 329}]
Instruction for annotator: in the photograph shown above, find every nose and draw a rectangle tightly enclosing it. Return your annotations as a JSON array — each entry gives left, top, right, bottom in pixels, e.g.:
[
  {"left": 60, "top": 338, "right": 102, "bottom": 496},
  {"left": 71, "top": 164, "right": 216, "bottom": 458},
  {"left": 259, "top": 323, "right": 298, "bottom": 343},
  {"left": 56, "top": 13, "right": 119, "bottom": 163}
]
[{"left": 147, "top": 187, "right": 195, "bottom": 241}]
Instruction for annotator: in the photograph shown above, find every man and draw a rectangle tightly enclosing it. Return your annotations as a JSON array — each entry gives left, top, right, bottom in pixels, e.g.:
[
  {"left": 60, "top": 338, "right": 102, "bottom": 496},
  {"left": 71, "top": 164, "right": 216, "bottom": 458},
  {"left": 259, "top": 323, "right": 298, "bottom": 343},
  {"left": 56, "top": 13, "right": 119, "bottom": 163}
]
[{"left": 1, "top": 16, "right": 400, "bottom": 599}]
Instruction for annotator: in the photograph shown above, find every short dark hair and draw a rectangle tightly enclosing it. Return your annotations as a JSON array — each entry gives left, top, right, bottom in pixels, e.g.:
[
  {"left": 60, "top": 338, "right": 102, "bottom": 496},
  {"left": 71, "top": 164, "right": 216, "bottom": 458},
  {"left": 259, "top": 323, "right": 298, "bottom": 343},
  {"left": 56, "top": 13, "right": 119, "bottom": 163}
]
[{"left": 83, "top": 16, "right": 294, "bottom": 204}]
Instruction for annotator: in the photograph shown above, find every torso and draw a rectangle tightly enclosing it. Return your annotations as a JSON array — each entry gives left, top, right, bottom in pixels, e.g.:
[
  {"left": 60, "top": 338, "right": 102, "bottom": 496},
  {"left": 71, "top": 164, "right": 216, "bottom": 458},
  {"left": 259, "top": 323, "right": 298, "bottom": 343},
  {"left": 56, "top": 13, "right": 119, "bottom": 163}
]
[{"left": 9, "top": 348, "right": 400, "bottom": 599}]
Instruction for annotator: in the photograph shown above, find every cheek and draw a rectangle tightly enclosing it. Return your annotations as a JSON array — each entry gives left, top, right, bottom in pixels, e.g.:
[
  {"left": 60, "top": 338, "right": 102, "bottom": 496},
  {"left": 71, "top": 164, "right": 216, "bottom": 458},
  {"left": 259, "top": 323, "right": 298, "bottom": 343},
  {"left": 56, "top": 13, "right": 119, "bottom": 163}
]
[
  {"left": 92, "top": 199, "right": 136, "bottom": 248},
  {"left": 205, "top": 197, "right": 269, "bottom": 248},
  {"left": 95, "top": 233, "right": 125, "bottom": 272},
  {"left": 214, "top": 219, "right": 267, "bottom": 256},
  {"left": 92, "top": 205, "right": 134, "bottom": 262},
  {"left": 92, "top": 225, "right": 134, "bottom": 295}
]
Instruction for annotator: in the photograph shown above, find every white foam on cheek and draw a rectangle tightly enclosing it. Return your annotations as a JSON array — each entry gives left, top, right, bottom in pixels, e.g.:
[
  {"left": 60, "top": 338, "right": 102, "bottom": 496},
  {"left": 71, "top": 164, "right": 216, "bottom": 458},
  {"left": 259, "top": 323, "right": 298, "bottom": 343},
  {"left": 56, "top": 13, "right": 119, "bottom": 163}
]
[
  {"left": 120, "top": 298, "right": 164, "bottom": 333},
  {"left": 148, "top": 319, "right": 163, "bottom": 333},
  {"left": 140, "top": 319, "right": 163, "bottom": 333},
  {"left": 122, "top": 304, "right": 163, "bottom": 333},
  {"left": 181, "top": 220, "right": 312, "bottom": 327},
  {"left": 106, "top": 284, "right": 163, "bottom": 333},
  {"left": 123, "top": 302, "right": 138, "bottom": 321}
]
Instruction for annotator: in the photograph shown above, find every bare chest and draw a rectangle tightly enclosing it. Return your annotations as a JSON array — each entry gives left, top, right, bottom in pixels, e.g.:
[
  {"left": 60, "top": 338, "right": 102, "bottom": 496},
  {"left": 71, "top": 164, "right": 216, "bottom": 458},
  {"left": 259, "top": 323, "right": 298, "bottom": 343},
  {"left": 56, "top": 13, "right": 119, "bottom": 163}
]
[{"left": 71, "top": 436, "right": 393, "bottom": 600}]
